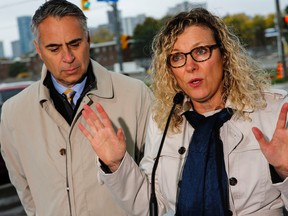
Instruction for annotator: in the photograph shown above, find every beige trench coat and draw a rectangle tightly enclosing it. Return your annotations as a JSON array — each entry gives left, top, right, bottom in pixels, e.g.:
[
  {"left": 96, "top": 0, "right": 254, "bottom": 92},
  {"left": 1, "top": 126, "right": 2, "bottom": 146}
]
[
  {"left": 100, "top": 89, "right": 288, "bottom": 216},
  {"left": 0, "top": 59, "right": 153, "bottom": 216}
]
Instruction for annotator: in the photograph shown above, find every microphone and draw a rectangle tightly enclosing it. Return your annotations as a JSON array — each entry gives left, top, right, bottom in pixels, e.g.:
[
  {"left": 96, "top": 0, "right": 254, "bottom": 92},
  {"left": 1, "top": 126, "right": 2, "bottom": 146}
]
[{"left": 149, "top": 92, "right": 184, "bottom": 216}]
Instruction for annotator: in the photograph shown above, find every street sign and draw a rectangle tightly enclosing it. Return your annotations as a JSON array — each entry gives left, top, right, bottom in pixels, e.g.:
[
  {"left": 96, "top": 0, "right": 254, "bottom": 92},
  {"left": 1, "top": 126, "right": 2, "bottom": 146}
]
[
  {"left": 97, "top": 0, "right": 118, "bottom": 2},
  {"left": 265, "top": 28, "right": 278, "bottom": 37}
]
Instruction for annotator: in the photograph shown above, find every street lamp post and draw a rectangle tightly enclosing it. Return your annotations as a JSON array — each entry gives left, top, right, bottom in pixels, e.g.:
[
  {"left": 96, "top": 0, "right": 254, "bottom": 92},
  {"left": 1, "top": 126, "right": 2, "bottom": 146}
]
[
  {"left": 96, "top": 0, "right": 123, "bottom": 72},
  {"left": 275, "top": 0, "right": 287, "bottom": 78},
  {"left": 111, "top": 2, "right": 123, "bottom": 72}
]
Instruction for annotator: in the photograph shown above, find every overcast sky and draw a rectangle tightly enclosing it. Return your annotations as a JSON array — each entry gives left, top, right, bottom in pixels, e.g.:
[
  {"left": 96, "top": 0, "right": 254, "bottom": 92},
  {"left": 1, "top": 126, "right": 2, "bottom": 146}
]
[{"left": 1, "top": 0, "right": 288, "bottom": 57}]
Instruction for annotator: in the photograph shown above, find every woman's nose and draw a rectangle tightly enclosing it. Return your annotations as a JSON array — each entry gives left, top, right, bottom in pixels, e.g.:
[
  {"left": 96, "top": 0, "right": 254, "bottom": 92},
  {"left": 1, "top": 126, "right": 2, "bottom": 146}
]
[{"left": 185, "top": 54, "right": 198, "bottom": 71}]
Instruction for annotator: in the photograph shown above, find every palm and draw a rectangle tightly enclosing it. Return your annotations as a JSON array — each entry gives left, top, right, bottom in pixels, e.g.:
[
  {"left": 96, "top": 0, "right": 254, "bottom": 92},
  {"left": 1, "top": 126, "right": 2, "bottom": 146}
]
[
  {"left": 252, "top": 103, "right": 288, "bottom": 178},
  {"left": 78, "top": 103, "right": 126, "bottom": 172}
]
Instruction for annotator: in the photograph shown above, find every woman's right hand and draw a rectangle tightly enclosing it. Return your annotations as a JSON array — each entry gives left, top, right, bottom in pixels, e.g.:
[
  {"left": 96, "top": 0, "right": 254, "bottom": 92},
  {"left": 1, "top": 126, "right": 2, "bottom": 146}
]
[{"left": 78, "top": 103, "right": 126, "bottom": 172}]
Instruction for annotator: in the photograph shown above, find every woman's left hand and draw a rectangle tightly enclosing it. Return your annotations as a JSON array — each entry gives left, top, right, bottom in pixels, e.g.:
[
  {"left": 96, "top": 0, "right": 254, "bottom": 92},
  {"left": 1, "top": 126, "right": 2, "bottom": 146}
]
[{"left": 252, "top": 103, "right": 288, "bottom": 179}]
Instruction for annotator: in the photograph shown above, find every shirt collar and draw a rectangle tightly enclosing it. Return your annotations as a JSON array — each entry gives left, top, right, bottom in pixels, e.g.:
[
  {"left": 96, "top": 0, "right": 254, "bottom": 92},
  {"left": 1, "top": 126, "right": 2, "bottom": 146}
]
[
  {"left": 50, "top": 74, "right": 87, "bottom": 104},
  {"left": 51, "top": 74, "right": 85, "bottom": 92}
]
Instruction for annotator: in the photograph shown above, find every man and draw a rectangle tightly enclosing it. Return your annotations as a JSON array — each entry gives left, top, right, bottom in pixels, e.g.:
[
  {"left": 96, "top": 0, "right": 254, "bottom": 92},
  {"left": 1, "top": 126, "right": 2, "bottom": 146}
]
[{"left": 0, "top": 0, "right": 152, "bottom": 215}]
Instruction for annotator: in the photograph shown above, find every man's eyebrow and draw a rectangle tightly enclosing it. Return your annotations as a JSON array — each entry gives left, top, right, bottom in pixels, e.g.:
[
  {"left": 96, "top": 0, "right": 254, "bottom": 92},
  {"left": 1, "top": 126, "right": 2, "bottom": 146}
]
[
  {"left": 45, "top": 43, "right": 61, "bottom": 49},
  {"left": 44, "top": 38, "right": 83, "bottom": 49},
  {"left": 67, "top": 38, "right": 82, "bottom": 45}
]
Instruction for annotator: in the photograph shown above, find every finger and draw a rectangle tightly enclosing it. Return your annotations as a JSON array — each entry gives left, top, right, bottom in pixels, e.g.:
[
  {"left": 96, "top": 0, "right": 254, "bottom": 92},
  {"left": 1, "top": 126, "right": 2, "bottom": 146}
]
[
  {"left": 78, "top": 122, "right": 94, "bottom": 144},
  {"left": 82, "top": 110, "right": 99, "bottom": 135},
  {"left": 276, "top": 103, "right": 288, "bottom": 129},
  {"left": 117, "top": 128, "right": 126, "bottom": 145},
  {"left": 83, "top": 104, "right": 99, "bottom": 121},
  {"left": 252, "top": 127, "right": 268, "bottom": 149},
  {"left": 95, "top": 103, "right": 113, "bottom": 128},
  {"left": 83, "top": 104, "right": 104, "bottom": 131}
]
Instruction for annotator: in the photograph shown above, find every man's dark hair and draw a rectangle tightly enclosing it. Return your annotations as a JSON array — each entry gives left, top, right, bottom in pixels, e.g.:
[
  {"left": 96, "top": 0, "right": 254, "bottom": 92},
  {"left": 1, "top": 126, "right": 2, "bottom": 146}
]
[{"left": 31, "top": 0, "right": 88, "bottom": 41}]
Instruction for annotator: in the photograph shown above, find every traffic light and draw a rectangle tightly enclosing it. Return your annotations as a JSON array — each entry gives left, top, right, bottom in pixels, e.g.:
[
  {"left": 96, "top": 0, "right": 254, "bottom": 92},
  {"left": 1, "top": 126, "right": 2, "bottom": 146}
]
[
  {"left": 81, "top": 0, "right": 90, "bottom": 11},
  {"left": 283, "top": 15, "right": 288, "bottom": 28},
  {"left": 120, "top": 34, "right": 130, "bottom": 50}
]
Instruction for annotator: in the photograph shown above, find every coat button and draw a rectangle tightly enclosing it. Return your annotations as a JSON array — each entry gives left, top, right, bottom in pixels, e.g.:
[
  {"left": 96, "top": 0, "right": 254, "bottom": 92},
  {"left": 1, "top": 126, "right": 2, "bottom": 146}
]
[
  {"left": 178, "top": 147, "right": 186, "bottom": 155},
  {"left": 228, "top": 210, "right": 233, "bottom": 215},
  {"left": 229, "top": 177, "right": 238, "bottom": 186},
  {"left": 59, "top": 148, "right": 66, "bottom": 156}
]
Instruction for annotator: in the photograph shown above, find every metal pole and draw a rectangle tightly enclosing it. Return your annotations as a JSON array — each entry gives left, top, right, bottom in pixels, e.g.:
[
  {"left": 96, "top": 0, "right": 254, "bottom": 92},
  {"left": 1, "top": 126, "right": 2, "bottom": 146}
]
[
  {"left": 184, "top": 1, "right": 188, "bottom": 11},
  {"left": 275, "top": 0, "right": 287, "bottom": 78},
  {"left": 112, "top": 2, "right": 123, "bottom": 72}
]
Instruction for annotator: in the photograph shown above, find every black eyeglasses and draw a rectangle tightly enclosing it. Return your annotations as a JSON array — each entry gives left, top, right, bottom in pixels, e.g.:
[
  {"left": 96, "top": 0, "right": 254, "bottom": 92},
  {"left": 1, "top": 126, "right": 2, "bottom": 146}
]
[{"left": 167, "top": 44, "right": 219, "bottom": 68}]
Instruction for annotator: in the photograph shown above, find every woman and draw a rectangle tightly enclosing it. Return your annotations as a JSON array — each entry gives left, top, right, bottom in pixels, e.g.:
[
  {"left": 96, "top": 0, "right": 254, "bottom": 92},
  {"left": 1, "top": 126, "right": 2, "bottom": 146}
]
[{"left": 79, "top": 8, "right": 288, "bottom": 216}]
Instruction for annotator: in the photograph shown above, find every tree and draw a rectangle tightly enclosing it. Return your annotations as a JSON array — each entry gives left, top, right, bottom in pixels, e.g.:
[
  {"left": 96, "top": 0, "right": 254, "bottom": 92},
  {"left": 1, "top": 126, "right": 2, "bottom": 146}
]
[
  {"left": 132, "top": 17, "right": 163, "bottom": 59},
  {"left": 223, "top": 13, "right": 254, "bottom": 46},
  {"left": 285, "top": 5, "right": 288, "bottom": 15},
  {"left": 251, "top": 15, "right": 268, "bottom": 47},
  {"left": 129, "top": 11, "right": 278, "bottom": 61},
  {"left": 222, "top": 13, "right": 276, "bottom": 48},
  {"left": 90, "top": 27, "right": 114, "bottom": 43},
  {"left": 265, "top": 13, "right": 276, "bottom": 28}
]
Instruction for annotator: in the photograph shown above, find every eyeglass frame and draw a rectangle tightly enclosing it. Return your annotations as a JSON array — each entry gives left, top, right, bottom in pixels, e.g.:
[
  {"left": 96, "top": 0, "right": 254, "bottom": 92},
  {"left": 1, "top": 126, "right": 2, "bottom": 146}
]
[{"left": 167, "top": 44, "right": 220, "bottom": 68}]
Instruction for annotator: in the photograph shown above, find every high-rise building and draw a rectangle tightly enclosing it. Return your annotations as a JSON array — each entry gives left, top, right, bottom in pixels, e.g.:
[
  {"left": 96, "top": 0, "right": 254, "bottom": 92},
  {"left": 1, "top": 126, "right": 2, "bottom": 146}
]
[
  {"left": 0, "top": 41, "right": 4, "bottom": 58},
  {"left": 107, "top": 9, "right": 145, "bottom": 36},
  {"left": 12, "top": 40, "right": 22, "bottom": 58},
  {"left": 122, "top": 14, "right": 146, "bottom": 36},
  {"left": 167, "top": 1, "right": 207, "bottom": 16},
  {"left": 107, "top": 10, "right": 122, "bottom": 34},
  {"left": 17, "top": 16, "right": 34, "bottom": 56}
]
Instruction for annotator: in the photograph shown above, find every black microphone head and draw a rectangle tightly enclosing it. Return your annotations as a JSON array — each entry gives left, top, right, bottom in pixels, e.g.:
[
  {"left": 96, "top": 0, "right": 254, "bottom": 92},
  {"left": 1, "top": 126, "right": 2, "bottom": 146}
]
[{"left": 173, "top": 92, "right": 184, "bottom": 104}]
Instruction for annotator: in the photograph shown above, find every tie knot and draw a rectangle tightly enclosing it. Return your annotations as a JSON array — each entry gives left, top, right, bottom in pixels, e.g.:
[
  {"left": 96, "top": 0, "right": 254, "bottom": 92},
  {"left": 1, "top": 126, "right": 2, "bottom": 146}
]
[{"left": 63, "top": 89, "right": 76, "bottom": 104}]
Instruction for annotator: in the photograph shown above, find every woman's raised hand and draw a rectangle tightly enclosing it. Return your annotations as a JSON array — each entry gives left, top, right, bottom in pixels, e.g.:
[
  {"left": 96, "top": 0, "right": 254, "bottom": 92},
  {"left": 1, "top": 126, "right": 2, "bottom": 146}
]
[{"left": 78, "top": 103, "right": 126, "bottom": 172}]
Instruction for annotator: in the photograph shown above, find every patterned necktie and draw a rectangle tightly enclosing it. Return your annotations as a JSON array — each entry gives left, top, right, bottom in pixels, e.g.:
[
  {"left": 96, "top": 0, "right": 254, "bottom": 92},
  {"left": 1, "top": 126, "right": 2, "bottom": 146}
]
[
  {"left": 63, "top": 89, "right": 76, "bottom": 109},
  {"left": 176, "top": 108, "right": 233, "bottom": 216}
]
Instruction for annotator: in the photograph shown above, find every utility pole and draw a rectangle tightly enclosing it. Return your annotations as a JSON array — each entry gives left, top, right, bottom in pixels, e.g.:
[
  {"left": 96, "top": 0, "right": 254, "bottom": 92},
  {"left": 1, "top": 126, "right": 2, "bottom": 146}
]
[
  {"left": 183, "top": 1, "right": 188, "bottom": 11},
  {"left": 275, "top": 0, "right": 287, "bottom": 78},
  {"left": 111, "top": 2, "right": 123, "bottom": 72}
]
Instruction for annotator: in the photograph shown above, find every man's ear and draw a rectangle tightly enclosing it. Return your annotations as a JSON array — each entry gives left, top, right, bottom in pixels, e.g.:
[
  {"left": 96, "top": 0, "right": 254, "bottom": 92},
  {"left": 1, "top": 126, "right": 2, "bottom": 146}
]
[
  {"left": 34, "top": 39, "right": 42, "bottom": 60},
  {"left": 87, "top": 32, "right": 90, "bottom": 44}
]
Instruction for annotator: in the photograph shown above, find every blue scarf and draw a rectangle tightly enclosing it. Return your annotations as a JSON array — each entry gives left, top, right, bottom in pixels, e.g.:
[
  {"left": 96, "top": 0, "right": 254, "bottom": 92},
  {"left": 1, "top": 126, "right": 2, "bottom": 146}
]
[{"left": 176, "top": 108, "right": 233, "bottom": 216}]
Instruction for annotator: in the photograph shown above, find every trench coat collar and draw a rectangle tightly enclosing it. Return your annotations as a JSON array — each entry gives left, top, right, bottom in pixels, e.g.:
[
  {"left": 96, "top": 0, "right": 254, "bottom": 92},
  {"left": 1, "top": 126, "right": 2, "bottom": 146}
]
[
  {"left": 179, "top": 94, "right": 255, "bottom": 114},
  {"left": 38, "top": 59, "right": 114, "bottom": 105}
]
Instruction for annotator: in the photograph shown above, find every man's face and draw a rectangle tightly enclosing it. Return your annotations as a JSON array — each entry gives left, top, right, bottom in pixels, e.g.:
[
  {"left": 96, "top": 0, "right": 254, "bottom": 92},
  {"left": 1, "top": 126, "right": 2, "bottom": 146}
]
[{"left": 34, "top": 16, "right": 90, "bottom": 87}]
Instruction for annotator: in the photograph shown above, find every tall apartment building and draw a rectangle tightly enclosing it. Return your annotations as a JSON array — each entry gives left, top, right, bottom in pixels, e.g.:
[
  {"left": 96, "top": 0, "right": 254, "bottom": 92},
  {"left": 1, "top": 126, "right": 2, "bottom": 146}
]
[
  {"left": 12, "top": 40, "right": 22, "bottom": 58},
  {"left": 106, "top": 10, "right": 146, "bottom": 36},
  {"left": 17, "top": 16, "right": 34, "bottom": 56},
  {"left": 122, "top": 14, "right": 146, "bottom": 36}
]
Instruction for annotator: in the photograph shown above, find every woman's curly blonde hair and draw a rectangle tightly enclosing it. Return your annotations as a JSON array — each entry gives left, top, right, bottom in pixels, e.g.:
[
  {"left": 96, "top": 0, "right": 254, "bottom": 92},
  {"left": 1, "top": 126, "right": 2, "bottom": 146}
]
[{"left": 150, "top": 8, "right": 271, "bottom": 133}]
